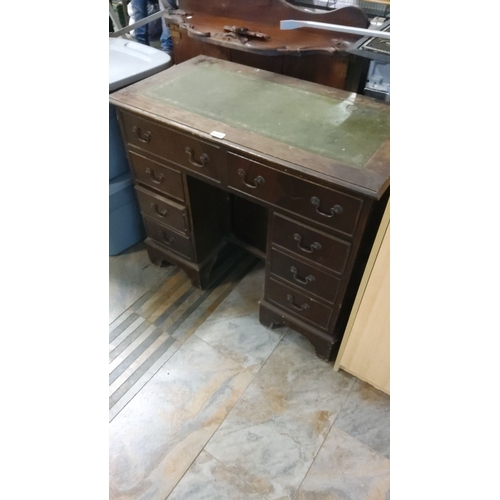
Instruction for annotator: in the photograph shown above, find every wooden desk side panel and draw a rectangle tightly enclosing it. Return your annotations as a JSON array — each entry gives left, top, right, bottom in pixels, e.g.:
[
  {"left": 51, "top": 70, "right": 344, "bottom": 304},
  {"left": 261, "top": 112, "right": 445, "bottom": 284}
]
[{"left": 335, "top": 204, "right": 390, "bottom": 394}]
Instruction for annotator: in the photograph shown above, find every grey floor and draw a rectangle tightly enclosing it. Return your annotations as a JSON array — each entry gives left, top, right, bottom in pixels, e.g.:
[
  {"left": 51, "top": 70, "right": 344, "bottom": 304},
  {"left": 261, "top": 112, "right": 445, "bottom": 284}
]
[{"left": 109, "top": 241, "right": 390, "bottom": 500}]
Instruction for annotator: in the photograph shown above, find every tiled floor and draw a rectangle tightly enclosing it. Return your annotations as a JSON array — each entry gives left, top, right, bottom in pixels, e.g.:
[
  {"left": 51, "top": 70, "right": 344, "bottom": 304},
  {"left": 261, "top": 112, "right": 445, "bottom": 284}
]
[{"left": 109, "top": 242, "right": 390, "bottom": 500}]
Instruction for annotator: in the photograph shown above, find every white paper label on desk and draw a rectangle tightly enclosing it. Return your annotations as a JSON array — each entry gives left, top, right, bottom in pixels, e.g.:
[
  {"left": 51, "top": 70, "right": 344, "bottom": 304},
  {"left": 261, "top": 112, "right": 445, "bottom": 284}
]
[{"left": 210, "top": 131, "right": 226, "bottom": 139}]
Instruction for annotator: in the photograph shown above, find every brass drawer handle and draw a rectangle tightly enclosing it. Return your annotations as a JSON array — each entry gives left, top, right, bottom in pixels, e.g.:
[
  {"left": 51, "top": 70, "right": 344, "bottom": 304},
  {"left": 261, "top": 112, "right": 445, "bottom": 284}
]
[
  {"left": 150, "top": 203, "right": 168, "bottom": 218},
  {"left": 290, "top": 266, "right": 315, "bottom": 285},
  {"left": 160, "top": 231, "right": 175, "bottom": 246},
  {"left": 145, "top": 167, "right": 164, "bottom": 185},
  {"left": 311, "top": 196, "right": 343, "bottom": 218},
  {"left": 185, "top": 147, "right": 209, "bottom": 168},
  {"left": 286, "top": 294, "right": 310, "bottom": 311},
  {"left": 132, "top": 126, "right": 152, "bottom": 143},
  {"left": 237, "top": 169, "right": 265, "bottom": 189},
  {"left": 294, "top": 233, "right": 322, "bottom": 253}
]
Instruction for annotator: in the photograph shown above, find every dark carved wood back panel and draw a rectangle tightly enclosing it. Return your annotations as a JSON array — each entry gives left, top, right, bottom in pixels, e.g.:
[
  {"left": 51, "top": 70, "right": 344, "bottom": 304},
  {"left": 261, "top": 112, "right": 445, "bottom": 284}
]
[{"left": 179, "top": 0, "right": 369, "bottom": 27}]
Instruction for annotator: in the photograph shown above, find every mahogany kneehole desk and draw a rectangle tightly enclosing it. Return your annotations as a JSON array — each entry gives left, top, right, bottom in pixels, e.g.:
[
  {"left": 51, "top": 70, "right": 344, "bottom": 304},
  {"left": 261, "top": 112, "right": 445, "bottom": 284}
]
[{"left": 109, "top": 56, "right": 390, "bottom": 361}]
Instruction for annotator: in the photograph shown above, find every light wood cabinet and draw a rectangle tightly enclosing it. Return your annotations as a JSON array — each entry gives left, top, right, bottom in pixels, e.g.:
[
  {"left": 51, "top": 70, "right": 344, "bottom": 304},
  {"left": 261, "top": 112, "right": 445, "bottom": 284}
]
[{"left": 334, "top": 200, "right": 389, "bottom": 394}]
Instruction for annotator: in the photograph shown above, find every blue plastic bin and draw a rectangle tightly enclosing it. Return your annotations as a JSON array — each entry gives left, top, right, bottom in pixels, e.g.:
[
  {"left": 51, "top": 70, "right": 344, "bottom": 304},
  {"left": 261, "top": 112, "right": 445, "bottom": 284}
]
[
  {"left": 109, "top": 37, "right": 172, "bottom": 254},
  {"left": 109, "top": 103, "right": 130, "bottom": 180},
  {"left": 109, "top": 174, "right": 146, "bottom": 256}
]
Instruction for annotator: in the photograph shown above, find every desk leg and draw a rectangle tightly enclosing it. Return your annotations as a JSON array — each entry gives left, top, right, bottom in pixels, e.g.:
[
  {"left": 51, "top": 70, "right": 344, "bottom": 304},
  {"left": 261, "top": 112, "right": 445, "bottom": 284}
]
[
  {"left": 184, "top": 253, "right": 218, "bottom": 290},
  {"left": 145, "top": 242, "right": 175, "bottom": 269},
  {"left": 259, "top": 300, "right": 286, "bottom": 330},
  {"left": 259, "top": 299, "right": 338, "bottom": 361},
  {"left": 145, "top": 238, "right": 219, "bottom": 290}
]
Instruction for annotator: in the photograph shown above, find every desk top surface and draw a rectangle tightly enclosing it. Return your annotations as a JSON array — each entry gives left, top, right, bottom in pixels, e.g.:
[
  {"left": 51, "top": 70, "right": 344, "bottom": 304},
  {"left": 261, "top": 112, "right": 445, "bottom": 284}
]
[{"left": 110, "top": 56, "right": 390, "bottom": 197}]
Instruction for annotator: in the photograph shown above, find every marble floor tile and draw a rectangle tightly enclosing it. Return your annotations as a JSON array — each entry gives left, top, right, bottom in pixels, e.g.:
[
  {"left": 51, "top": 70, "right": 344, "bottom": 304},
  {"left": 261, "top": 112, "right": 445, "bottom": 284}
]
[
  {"left": 194, "top": 264, "right": 286, "bottom": 373},
  {"left": 109, "top": 334, "right": 254, "bottom": 500},
  {"left": 204, "top": 331, "right": 356, "bottom": 500},
  {"left": 109, "top": 242, "right": 173, "bottom": 324},
  {"left": 295, "top": 426, "right": 390, "bottom": 500},
  {"left": 334, "top": 379, "right": 390, "bottom": 459},
  {"left": 167, "top": 450, "right": 266, "bottom": 500},
  {"left": 195, "top": 312, "right": 285, "bottom": 374}
]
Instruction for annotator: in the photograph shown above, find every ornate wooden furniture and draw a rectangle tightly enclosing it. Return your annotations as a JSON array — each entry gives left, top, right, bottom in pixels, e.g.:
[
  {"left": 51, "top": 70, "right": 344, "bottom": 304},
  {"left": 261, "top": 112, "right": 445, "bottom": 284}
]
[
  {"left": 109, "top": 56, "right": 390, "bottom": 361},
  {"left": 163, "top": 0, "right": 371, "bottom": 90}
]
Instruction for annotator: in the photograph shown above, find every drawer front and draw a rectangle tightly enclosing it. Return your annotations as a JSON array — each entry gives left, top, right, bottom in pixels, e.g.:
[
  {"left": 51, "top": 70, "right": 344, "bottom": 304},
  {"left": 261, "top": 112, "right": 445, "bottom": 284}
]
[
  {"left": 226, "top": 151, "right": 281, "bottom": 205},
  {"left": 226, "top": 151, "right": 363, "bottom": 236},
  {"left": 143, "top": 217, "right": 194, "bottom": 260},
  {"left": 269, "top": 248, "right": 341, "bottom": 305},
  {"left": 121, "top": 112, "right": 222, "bottom": 182},
  {"left": 267, "top": 278, "right": 334, "bottom": 331},
  {"left": 272, "top": 213, "right": 351, "bottom": 274},
  {"left": 129, "top": 151, "right": 185, "bottom": 202},
  {"left": 135, "top": 186, "right": 189, "bottom": 233}
]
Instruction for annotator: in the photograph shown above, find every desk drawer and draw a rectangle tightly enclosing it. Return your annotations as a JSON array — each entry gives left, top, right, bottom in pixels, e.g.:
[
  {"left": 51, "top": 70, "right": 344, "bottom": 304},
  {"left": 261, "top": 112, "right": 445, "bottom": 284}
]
[
  {"left": 121, "top": 112, "right": 222, "bottom": 182},
  {"left": 129, "top": 151, "right": 185, "bottom": 202},
  {"left": 226, "top": 151, "right": 363, "bottom": 236},
  {"left": 269, "top": 248, "right": 341, "bottom": 305},
  {"left": 135, "top": 186, "right": 189, "bottom": 233},
  {"left": 272, "top": 213, "right": 351, "bottom": 274},
  {"left": 143, "top": 216, "right": 194, "bottom": 260},
  {"left": 267, "top": 278, "right": 334, "bottom": 331}
]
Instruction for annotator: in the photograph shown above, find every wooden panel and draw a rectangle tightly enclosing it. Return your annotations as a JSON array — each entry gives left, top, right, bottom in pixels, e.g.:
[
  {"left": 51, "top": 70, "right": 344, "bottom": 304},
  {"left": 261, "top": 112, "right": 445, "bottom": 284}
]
[
  {"left": 334, "top": 201, "right": 390, "bottom": 394},
  {"left": 271, "top": 213, "right": 351, "bottom": 274},
  {"left": 120, "top": 112, "right": 222, "bottom": 183},
  {"left": 172, "top": 1, "right": 370, "bottom": 89},
  {"left": 269, "top": 248, "right": 341, "bottom": 304},
  {"left": 178, "top": 1, "right": 369, "bottom": 31},
  {"left": 128, "top": 151, "right": 185, "bottom": 201},
  {"left": 267, "top": 278, "right": 335, "bottom": 331},
  {"left": 230, "top": 50, "right": 284, "bottom": 74},
  {"left": 143, "top": 217, "right": 194, "bottom": 260},
  {"left": 226, "top": 151, "right": 364, "bottom": 236},
  {"left": 171, "top": 30, "right": 231, "bottom": 66},
  {"left": 135, "top": 186, "right": 189, "bottom": 233},
  {"left": 282, "top": 53, "right": 349, "bottom": 89},
  {"left": 185, "top": 175, "right": 229, "bottom": 263},
  {"left": 230, "top": 195, "right": 269, "bottom": 255}
]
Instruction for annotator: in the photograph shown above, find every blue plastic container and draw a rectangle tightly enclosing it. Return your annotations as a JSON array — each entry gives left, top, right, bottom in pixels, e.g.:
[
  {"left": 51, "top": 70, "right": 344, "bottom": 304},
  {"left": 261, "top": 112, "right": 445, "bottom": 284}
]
[
  {"left": 109, "top": 174, "right": 146, "bottom": 256},
  {"left": 109, "top": 103, "right": 131, "bottom": 180},
  {"left": 109, "top": 38, "right": 172, "bottom": 254}
]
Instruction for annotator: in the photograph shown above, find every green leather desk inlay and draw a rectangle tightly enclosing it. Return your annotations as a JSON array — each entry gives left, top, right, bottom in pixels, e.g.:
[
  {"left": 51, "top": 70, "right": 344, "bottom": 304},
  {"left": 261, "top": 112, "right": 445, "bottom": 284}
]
[{"left": 144, "top": 60, "right": 390, "bottom": 169}]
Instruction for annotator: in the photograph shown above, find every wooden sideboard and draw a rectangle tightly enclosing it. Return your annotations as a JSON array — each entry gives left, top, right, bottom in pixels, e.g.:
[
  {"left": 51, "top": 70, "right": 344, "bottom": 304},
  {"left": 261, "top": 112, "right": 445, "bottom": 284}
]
[
  {"left": 109, "top": 56, "right": 390, "bottom": 361},
  {"left": 164, "top": 0, "right": 371, "bottom": 91}
]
